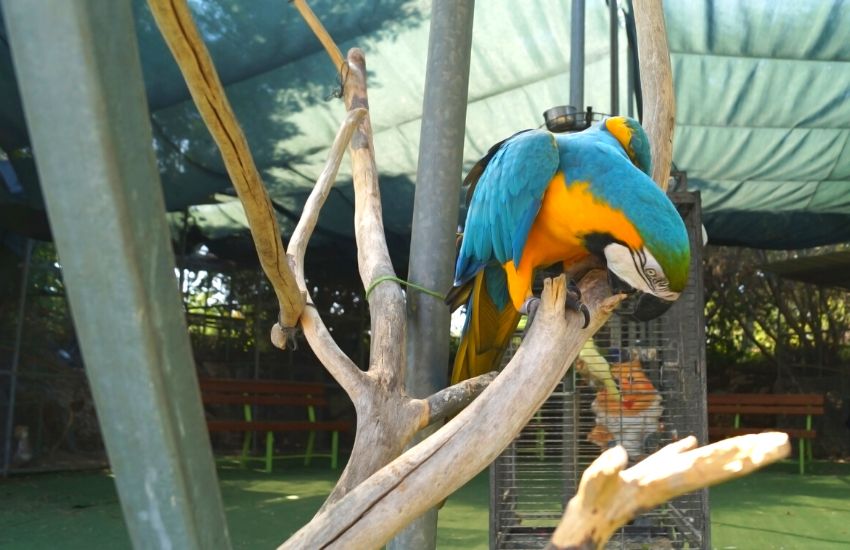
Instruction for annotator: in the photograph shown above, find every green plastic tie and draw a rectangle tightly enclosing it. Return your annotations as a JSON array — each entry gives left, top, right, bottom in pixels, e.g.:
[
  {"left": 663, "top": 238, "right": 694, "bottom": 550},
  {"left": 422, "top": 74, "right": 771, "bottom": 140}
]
[{"left": 365, "top": 275, "right": 445, "bottom": 301}]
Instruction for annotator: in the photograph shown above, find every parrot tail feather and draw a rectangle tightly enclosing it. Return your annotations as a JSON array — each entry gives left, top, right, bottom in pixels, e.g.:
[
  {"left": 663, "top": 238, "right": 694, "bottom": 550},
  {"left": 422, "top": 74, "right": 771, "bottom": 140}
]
[{"left": 451, "top": 270, "right": 521, "bottom": 385}]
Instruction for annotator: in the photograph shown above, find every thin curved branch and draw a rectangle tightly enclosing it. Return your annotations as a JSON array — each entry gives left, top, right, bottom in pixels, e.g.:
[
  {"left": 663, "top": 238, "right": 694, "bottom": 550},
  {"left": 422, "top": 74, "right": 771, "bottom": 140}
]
[
  {"left": 547, "top": 433, "right": 791, "bottom": 549},
  {"left": 147, "top": 0, "right": 305, "bottom": 326},
  {"left": 289, "top": 108, "right": 367, "bottom": 270},
  {"left": 275, "top": 107, "right": 368, "bottom": 392},
  {"left": 290, "top": 0, "right": 345, "bottom": 70},
  {"left": 299, "top": 306, "right": 364, "bottom": 395}
]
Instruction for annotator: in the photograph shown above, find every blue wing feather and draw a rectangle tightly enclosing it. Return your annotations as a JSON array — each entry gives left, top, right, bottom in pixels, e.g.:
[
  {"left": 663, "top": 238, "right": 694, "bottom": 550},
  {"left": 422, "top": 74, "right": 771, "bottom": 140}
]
[{"left": 454, "top": 130, "right": 559, "bottom": 285}]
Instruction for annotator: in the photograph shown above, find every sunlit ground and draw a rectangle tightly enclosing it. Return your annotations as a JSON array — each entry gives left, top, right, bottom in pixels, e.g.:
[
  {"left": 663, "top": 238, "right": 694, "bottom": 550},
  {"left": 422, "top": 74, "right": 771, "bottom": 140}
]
[{"left": 1, "top": 460, "right": 848, "bottom": 549}]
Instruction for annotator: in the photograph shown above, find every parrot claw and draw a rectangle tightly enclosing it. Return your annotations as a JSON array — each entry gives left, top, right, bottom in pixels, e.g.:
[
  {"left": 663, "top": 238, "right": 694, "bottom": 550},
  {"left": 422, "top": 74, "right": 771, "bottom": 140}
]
[
  {"left": 520, "top": 296, "right": 542, "bottom": 330},
  {"left": 566, "top": 279, "right": 591, "bottom": 329}
]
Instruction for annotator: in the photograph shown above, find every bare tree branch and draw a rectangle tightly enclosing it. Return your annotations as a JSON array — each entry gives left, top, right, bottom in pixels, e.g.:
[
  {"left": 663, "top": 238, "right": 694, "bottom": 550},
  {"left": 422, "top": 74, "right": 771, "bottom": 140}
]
[
  {"left": 147, "top": 0, "right": 305, "bottom": 328},
  {"left": 276, "top": 107, "right": 369, "bottom": 393},
  {"left": 419, "top": 371, "right": 499, "bottom": 428},
  {"left": 547, "top": 433, "right": 791, "bottom": 549},
  {"left": 290, "top": 0, "right": 345, "bottom": 70},
  {"left": 633, "top": 0, "right": 675, "bottom": 190},
  {"left": 342, "top": 48, "right": 407, "bottom": 389},
  {"left": 289, "top": 108, "right": 367, "bottom": 271},
  {"left": 281, "top": 274, "right": 626, "bottom": 549}
]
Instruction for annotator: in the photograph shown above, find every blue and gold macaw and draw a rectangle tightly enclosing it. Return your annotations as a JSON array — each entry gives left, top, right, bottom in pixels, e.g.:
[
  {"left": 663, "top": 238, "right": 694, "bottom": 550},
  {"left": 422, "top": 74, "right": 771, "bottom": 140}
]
[{"left": 447, "top": 116, "right": 690, "bottom": 384}]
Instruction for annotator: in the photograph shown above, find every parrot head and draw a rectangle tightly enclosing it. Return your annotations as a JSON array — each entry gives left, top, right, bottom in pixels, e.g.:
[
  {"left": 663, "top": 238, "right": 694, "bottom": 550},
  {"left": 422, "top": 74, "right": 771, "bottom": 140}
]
[
  {"left": 603, "top": 116, "right": 653, "bottom": 178},
  {"left": 585, "top": 116, "right": 690, "bottom": 321},
  {"left": 602, "top": 237, "right": 689, "bottom": 321}
]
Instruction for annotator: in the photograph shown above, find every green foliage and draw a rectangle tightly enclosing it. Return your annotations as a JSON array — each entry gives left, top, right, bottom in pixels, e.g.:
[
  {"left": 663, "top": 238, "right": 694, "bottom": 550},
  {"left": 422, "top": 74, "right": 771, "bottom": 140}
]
[{"left": 704, "top": 245, "right": 850, "bottom": 389}]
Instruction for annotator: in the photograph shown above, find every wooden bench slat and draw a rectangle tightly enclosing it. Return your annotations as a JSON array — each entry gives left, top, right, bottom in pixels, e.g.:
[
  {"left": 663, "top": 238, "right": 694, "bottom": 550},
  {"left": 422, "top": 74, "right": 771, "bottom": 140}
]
[
  {"left": 207, "top": 420, "right": 352, "bottom": 433},
  {"left": 708, "top": 404, "right": 824, "bottom": 415},
  {"left": 707, "top": 393, "right": 824, "bottom": 406},
  {"left": 198, "top": 378, "right": 327, "bottom": 395},
  {"left": 202, "top": 394, "right": 329, "bottom": 407}
]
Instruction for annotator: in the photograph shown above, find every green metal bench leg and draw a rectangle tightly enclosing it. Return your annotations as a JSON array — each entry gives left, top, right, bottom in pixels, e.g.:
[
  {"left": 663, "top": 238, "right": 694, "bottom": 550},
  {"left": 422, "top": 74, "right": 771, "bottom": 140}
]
[
  {"left": 305, "top": 403, "right": 317, "bottom": 466},
  {"left": 264, "top": 432, "right": 274, "bottom": 473},
  {"left": 240, "top": 432, "right": 252, "bottom": 467},
  {"left": 304, "top": 430, "right": 316, "bottom": 466},
  {"left": 331, "top": 431, "right": 339, "bottom": 469},
  {"left": 241, "top": 403, "right": 253, "bottom": 467},
  {"left": 800, "top": 414, "right": 814, "bottom": 474}
]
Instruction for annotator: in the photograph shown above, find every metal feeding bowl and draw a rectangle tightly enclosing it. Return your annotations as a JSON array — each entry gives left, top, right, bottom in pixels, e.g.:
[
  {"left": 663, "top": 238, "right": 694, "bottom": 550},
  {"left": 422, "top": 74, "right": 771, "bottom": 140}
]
[{"left": 542, "top": 105, "right": 600, "bottom": 133}]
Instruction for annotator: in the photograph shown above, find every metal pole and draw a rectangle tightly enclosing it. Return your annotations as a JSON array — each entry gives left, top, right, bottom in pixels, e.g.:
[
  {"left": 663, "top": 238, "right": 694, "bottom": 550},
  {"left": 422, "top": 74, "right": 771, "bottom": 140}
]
[
  {"left": 2, "top": 1, "right": 231, "bottom": 548},
  {"left": 609, "top": 0, "right": 620, "bottom": 115},
  {"left": 570, "top": 0, "right": 586, "bottom": 110},
  {"left": 393, "top": 1, "right": 474, "bottom": 548},
  {"left": 626, "top": 31, "right": 635, "bottom": 118},
  {"left": 2, "top": 238, "right": 32, "bottom": 477}
]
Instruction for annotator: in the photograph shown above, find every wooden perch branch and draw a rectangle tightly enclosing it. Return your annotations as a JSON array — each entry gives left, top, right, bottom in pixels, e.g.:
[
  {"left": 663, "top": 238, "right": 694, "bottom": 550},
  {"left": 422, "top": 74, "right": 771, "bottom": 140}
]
[
  {"left": 420, "top": 371, "right": 498, "bottom": 428},
  {"left": 342, "top": 49, "right": 407, "bottom": 389},
  {"left": 548, "top": 432, "right": 791, "bottom": 550},
  {"left": 633, "top": 0, "right": 675, "bottom": 190},
  {"left": 147, "top": 0, "right": 306, "bottom": 328},
  {"left": 282, "top": 107, "right": 368, "bottom": 394},
  {"left": 288, "top": 108, "right": 367, "bottom": 269},
  {"left": 281, "top": 274, "right": 626, "bottom": 549}
]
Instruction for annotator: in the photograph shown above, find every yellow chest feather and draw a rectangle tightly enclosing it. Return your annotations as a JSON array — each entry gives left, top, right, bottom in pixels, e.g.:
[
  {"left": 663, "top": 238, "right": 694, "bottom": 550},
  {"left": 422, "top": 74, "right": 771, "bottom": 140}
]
[{"left": 502, "top": 173, "right": 643, "bottom": 310}]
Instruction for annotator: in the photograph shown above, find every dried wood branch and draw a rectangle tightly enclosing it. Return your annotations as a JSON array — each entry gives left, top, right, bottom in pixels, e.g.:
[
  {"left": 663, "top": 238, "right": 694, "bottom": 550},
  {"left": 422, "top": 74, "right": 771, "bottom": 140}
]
[
  {"left": 281, "top": 274, "right": 627, "bottom": 549},
  {"left": 420, "top": 371, "right": 498, "bottom": 428},
  {"left": 290, "top": 0, "right": 345, "bottom": 71},
  {"left": 288, "top": 108, "right": 367, "bottom": 269},
  {"left": 342, "top": 49, "right": 407, "bottom": 388},
  {"left": 284, "top": 107, "right": 368, "bottom": 394},
  {"left": 297, "top": 47, "right": 420, "bottom": 507},
  {"left": 147, "top": 0, "right": 306, "bottom": 328},
  {"left": 633, "top": 0, "right": 675, "bottom": 190},
  {"left": 547, "top": 433, "right": 791, "bottom": 550}
]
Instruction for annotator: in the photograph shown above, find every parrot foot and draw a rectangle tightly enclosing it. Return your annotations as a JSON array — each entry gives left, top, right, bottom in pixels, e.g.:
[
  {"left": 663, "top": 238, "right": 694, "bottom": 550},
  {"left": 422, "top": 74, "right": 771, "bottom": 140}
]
[
  {"left": 566, "top": 279, "right": 591, "bottom": 329},
  {"left": 520, "top": 296, "right": 542, "bottom": 329},
  {"left": 519, "top": 281, "right": 590, "bottom": 331}
]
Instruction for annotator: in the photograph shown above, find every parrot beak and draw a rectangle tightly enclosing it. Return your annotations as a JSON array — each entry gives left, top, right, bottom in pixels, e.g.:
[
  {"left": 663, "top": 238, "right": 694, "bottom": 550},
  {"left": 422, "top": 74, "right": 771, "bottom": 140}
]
[
  {"left": 607, "top": 270, "right": 677, "bottom": 321},
  {"left": 607, "top": 271, "right": 636, "bottom": 296},
  {"left": 630, "top": 293, "right": 675, "bottom": 321}
]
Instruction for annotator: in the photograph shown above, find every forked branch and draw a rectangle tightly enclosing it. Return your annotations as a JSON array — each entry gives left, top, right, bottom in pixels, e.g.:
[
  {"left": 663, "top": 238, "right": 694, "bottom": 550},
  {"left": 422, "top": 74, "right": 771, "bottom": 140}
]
[
  {"left": 548, "top": 433, "right": 791, "bottom": 549},
  {"left": 281, "top": 275, "right": 626, "bottom": 549}
]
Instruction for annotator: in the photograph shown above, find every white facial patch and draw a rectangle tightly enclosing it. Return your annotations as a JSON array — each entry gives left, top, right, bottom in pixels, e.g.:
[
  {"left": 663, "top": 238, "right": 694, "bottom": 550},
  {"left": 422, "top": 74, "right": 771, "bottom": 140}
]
[{"left": 603, "top": 243, "right": 680, "bottom": 301}]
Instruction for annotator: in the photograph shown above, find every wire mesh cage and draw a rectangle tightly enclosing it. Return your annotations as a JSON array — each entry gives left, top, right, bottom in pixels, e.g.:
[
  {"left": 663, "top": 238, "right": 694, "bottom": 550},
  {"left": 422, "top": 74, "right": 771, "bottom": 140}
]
[{"left": 490, "top": 190, "right": 707, "bottom": 550}]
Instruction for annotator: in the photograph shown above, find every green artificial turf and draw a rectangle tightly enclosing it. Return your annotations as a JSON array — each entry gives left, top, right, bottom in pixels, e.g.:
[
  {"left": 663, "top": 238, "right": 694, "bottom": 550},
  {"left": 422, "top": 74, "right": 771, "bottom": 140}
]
[
  {"left": 709, "top": 460, "right": 850, "bottom": 550},
  {"left": 1, "top": 460, "right": 848, "bottom": 549}
]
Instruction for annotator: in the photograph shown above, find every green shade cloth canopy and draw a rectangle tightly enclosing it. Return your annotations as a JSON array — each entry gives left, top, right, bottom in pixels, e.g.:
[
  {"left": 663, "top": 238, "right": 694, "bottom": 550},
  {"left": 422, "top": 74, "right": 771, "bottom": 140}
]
[{"left": 1, "top": 0, "right": 849, "bottom": 262}]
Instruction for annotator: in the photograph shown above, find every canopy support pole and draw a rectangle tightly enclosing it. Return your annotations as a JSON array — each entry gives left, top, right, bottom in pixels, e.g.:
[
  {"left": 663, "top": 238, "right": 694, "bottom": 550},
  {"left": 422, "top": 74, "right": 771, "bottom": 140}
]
[
  {"left": 2, "top": 1, "right": 231, "bottom": 548},
  {"left": 2, "top": 238, "right": 31, "bottom": 477},
  {"left": 609, "top": 0, "right": 620, "bottom": 115},
  {"left": 394, "top": 1, "right": 475, "bottom": 548},
  {"left": 570, "top": 0, "right": 586, "bottom": 110}
]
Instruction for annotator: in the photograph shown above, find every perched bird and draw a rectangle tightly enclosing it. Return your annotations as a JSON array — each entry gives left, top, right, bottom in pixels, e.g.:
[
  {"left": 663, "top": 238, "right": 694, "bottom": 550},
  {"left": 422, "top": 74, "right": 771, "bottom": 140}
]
[
  {"left": 576, "top": 339, "right": 620, "bottom": 400},
  {"left": 447, "top": 117, "right": 690, "bottom": 384},
  {"left": 587, "top": 358, "right": 663, "bottom": 459}
]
